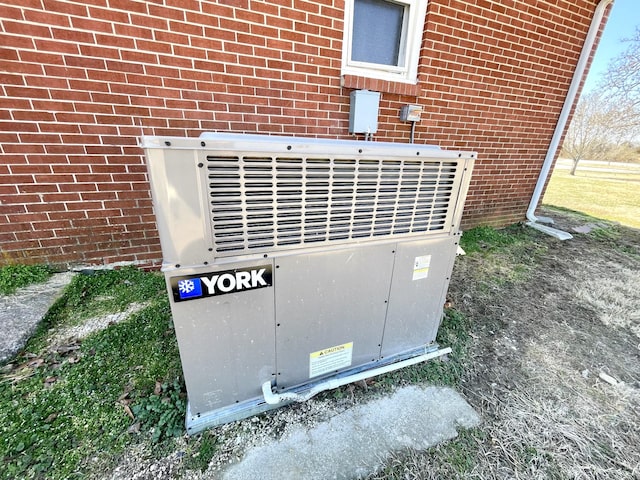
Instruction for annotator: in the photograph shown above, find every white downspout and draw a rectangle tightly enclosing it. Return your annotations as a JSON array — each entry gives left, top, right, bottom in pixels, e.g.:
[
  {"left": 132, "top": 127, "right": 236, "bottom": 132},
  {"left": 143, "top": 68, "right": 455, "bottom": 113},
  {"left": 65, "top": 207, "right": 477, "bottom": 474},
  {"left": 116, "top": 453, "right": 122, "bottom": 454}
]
[{"left": 526, "top": 0, "right": 614, "bottom": 240}]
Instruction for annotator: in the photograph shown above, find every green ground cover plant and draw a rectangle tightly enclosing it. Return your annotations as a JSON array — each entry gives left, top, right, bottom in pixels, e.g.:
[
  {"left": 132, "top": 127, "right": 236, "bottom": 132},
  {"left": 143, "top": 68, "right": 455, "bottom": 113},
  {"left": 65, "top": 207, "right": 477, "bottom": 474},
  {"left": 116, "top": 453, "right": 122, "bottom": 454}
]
[
  {"left": 0, "top": 264, "right": 53, "bottom": 295},
  {"left": 459, "top": 224, "right": 522, "bottom": 253},
  {"left": 0, "top": 267, "right": 184, "bottom": 480}
]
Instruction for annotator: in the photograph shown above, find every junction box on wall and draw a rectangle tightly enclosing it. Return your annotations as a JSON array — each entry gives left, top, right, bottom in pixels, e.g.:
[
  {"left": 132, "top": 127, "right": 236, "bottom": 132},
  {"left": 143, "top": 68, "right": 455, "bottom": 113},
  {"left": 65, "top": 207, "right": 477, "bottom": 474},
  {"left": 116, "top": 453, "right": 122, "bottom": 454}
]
[
  {"left": 142, "top": 133, "right": 476, "bottom": 433},
  {"left": 349, "top": 89, "right": 380, "bottom": 134},
  {"left": 400, "top": 104, "right": 423, "bottom": 122}
]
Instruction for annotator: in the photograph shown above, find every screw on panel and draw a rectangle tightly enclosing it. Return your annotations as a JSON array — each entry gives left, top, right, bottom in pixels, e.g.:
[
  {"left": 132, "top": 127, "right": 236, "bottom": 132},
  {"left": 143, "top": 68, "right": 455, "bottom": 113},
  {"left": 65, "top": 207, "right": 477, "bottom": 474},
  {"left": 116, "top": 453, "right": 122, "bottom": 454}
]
[
  {"left": 416, "top": 151, "right": 420, "bottom": 155},
  {"left": 287, "top": 145, "right": 292, "bottom": 150},
  {"left": 263, "top": 254, "right": 268, "bottom": 258},
  {"left": 358, "top": 149, "right": 363, "bottom": 153},
  {"left": 201, "top": 141, "right": 206, "bottom": 147},
  {"left": 208, "top": 248, "right": 213, "bottom": 251},
  {"left": 198, "top": 162, "right": 204, "bottom": 168},
  {"left": 165, "top": 141, "right": 171, "bottom": 146},
  {"left": 175, "top": 264, "right": 180, "bottom": 268},
  {"left": 204, "top": 261, "right": 208, "bottom": 265}
]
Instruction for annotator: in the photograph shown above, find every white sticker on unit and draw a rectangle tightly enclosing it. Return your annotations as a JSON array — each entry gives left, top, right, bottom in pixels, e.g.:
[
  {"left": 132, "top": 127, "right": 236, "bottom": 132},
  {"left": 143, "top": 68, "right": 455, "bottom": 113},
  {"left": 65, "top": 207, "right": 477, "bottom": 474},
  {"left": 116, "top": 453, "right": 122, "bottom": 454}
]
[
  {"left": 412, "top": 255, "right": 432, "bottom": 280},
  {"left": 309, "top": 342, "right": 353, "bottom": 378}
]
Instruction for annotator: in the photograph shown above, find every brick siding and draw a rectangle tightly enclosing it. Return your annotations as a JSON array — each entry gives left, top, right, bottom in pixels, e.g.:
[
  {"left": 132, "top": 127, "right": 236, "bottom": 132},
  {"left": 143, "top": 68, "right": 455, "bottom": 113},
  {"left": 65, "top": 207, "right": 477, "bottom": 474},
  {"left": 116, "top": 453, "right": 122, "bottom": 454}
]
[{"left": 0, "top": 0, "right": 605, "bottom": 267}]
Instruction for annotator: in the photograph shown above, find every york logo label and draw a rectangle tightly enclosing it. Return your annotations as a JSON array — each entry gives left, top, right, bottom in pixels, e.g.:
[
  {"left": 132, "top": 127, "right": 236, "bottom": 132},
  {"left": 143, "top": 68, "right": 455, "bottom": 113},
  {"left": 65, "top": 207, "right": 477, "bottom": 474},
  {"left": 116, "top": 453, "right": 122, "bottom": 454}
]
[{"left": 171, "top": 265, "right": 272, "bottom": 302}]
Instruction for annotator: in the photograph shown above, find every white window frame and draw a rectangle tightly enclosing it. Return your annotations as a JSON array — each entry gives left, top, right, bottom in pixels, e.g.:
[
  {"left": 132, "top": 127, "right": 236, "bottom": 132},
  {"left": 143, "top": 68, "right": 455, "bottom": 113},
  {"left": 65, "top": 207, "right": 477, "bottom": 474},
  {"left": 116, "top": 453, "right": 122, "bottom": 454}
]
[{"left": 341, "top": 0, "right": 428, "bottom": 84}]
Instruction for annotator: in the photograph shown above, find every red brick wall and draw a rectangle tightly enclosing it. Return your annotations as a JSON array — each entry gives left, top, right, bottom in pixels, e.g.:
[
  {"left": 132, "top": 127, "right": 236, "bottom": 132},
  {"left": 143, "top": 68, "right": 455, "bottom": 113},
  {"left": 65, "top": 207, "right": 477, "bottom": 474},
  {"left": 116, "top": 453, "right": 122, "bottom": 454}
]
[{"left": 0, "top": 0, "right": 604, "bottom": 267}]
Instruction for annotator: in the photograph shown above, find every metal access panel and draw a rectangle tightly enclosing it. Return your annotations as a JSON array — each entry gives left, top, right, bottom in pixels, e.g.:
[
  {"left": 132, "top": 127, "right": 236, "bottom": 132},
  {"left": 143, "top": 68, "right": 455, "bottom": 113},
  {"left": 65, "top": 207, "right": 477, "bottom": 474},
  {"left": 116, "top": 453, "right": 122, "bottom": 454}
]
[
  {"left": 274, "top": 243, "right": 395, "bottom": 391},
  {"left": 142, "top": 133, "right": 475, "bottom": 433},
  {"left": 165, "top": 261, "right": 276, "bottom": 414}
]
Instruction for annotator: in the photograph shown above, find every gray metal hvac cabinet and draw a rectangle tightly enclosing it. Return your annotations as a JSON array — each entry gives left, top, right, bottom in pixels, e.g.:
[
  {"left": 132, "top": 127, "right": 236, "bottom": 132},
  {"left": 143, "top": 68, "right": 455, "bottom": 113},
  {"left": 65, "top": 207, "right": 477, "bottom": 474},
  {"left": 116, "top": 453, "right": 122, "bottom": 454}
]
[{"left": 142, "top": 133, "right": 475, "bottom": 434}]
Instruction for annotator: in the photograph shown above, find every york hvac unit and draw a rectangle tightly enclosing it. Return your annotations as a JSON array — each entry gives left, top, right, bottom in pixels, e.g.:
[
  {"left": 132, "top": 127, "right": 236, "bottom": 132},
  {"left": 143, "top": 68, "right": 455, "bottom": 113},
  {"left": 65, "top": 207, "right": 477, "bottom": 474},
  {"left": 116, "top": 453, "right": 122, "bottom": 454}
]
[{"left": 142, "top": 133, "right": 475, "bottom": 434}]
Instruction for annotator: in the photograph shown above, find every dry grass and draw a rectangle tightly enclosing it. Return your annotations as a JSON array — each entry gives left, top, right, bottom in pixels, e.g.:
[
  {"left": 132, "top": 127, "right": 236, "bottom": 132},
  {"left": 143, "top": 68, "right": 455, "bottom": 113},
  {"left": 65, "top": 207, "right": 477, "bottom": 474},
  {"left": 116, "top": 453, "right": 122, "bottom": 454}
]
[
  {"left": 368, "top": 215, "right": 640, "bottom": 480},
  {"left": 371, "top": 345, "right": 640, "bottom": 480},
  {"left": 575, "top": 262, "right": 640, "bottom": 338},
  {"left": 499, "top": 342, "right": 640, "bottom": 480},
  {"left": 470, "top": 236, "right": 640, "bottom": 480}
]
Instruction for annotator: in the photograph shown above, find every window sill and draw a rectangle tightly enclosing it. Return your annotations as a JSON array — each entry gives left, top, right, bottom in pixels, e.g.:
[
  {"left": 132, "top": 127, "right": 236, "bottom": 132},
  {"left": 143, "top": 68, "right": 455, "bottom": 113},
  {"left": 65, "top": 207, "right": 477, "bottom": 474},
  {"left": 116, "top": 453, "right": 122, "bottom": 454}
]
[{"left": 341, "top": 74, "right": 421, "bottom": 96}]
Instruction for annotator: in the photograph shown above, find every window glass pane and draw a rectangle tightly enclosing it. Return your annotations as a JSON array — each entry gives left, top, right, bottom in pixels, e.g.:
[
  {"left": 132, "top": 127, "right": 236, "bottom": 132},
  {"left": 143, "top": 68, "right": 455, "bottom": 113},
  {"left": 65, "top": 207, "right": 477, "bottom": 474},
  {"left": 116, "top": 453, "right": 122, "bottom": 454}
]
[{"left": 352, "top": 0, "right": 405, "bottom": 66}]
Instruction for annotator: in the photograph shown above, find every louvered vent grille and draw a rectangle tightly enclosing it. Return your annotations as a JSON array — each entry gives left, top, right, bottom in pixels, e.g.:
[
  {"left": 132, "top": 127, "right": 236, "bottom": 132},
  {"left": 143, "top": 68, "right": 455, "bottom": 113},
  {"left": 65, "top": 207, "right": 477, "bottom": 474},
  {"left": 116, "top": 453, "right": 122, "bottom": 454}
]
[{"left": 207, "top": 156, "right": 460, "bottom": 255}]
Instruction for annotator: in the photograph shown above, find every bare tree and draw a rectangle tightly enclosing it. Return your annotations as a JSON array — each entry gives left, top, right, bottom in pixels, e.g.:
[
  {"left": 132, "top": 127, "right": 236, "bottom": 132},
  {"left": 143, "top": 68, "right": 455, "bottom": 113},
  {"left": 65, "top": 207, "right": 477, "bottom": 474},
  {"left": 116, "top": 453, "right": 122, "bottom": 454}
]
[
  {"left": 562, "top": 30, "right": 640, "bottom": 174},
  {"left": 561, "top": 91, "right": 634, "bottom": 174},
  {"left": 604, "top": 28, "right": 640, "bottom": 117}
]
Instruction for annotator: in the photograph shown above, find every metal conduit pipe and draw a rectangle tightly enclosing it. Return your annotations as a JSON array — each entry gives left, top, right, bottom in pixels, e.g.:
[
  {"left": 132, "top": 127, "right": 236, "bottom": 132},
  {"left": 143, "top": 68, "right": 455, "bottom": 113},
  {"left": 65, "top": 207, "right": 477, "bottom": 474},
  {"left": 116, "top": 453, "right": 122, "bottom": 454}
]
[
  {"left": 262, "top": 347, "right": 452, "bottom": 405},
  {"left": 525, "top": 0, "right": 614, "bottom": 240}
]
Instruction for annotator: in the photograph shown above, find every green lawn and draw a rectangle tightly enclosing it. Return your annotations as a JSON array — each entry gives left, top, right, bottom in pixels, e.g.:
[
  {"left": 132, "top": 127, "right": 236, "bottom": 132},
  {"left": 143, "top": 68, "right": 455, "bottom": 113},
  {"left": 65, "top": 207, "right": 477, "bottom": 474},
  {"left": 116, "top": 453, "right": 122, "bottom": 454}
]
[
  {"left": 0, "top": 268, "right": 184, "bottom": 480},
  {"left": 543, "top": 169, "right": 640, "bottom": 229}
]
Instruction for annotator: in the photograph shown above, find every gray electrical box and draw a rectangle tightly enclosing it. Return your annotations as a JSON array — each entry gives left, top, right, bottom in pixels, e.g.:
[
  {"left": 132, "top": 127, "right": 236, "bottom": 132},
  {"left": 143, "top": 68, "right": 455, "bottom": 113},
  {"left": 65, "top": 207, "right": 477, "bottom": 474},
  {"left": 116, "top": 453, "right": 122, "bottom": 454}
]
[
  {"left": 142, "top": 133, "right": 475, "bottom": 434},
  {"left": 349, "top": 89, "right": 380, "bottom": 134},
  {"left": 400, "top": 104, "right": 423, "bottom": 122}
]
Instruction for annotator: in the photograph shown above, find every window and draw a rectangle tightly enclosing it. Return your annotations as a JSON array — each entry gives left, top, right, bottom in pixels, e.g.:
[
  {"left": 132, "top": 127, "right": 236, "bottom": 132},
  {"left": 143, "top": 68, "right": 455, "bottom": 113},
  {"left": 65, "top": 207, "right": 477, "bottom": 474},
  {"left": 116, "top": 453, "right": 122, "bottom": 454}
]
[{"left": 342, "top": 0, "right": 428, "bottom": 84}]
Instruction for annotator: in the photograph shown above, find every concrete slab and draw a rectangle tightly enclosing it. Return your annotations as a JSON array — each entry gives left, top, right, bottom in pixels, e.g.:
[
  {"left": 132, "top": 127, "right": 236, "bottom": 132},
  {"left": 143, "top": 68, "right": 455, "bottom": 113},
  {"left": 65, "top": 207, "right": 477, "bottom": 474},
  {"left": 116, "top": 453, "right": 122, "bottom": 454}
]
[
  {"left": 221, "top": 385, "right": 480, "bottom": 480},
  {"left": 0, "top": 272, "right": 74, "bottom": 362}
]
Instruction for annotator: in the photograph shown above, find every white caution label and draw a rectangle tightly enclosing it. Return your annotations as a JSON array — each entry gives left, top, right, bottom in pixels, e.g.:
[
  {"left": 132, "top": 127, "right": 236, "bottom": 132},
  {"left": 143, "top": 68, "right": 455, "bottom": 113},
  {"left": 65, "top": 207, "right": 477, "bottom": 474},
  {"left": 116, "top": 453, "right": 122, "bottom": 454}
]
[
  {"left": 412, "top": 254, "right": 432, "bottom": 280},
  {"left": 309, "top": 342, "right": 353, "bottom": 378}
]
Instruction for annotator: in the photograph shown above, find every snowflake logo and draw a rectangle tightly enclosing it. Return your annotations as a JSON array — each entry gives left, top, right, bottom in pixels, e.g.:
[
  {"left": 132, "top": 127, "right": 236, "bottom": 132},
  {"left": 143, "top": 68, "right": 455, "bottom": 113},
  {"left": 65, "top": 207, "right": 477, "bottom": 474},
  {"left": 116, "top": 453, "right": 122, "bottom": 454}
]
[
  {"left": 176, "top": 278, "right": 202, "bottom": 300},
  {"left": 178, "top": 279, "right": 195, "bottom": 294}
]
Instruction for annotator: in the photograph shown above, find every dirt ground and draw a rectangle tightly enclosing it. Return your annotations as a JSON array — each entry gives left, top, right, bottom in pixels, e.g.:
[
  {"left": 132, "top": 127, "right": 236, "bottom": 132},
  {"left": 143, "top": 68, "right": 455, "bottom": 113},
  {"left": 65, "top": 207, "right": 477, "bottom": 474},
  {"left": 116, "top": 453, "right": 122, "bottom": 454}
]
[
  {"left": 106, "top": 207, "right": 640, "bottom": 479},
  {"left": 407, "top": 207, "right": 640, "bottom": 479}
]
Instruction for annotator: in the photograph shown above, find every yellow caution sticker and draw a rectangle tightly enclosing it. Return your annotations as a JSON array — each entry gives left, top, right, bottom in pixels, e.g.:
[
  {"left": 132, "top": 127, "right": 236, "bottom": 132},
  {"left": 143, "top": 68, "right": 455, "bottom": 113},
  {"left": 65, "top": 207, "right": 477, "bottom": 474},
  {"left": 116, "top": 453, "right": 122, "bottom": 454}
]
[
  {"left": 309, "top": 342, "right": 353, "bottom": 378},
  {"left": 412, "top": 254, "right": 432, "bottom": 280}
]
